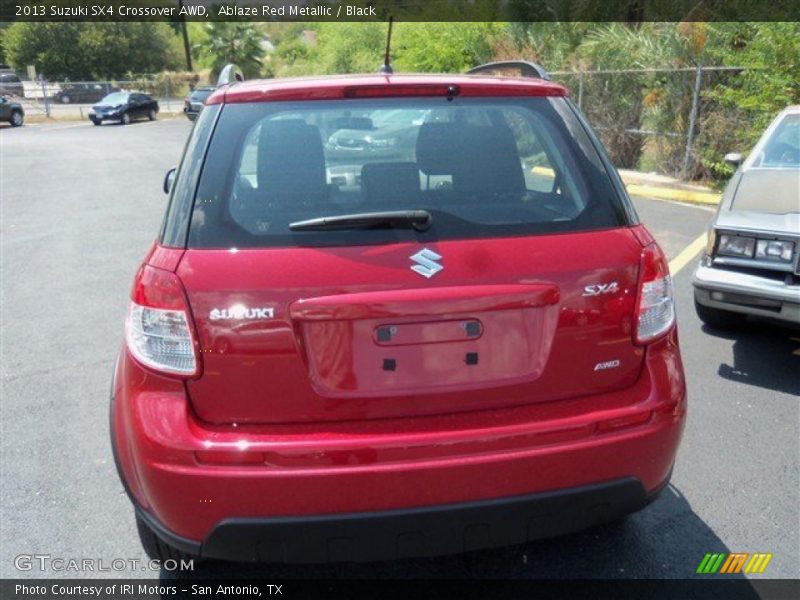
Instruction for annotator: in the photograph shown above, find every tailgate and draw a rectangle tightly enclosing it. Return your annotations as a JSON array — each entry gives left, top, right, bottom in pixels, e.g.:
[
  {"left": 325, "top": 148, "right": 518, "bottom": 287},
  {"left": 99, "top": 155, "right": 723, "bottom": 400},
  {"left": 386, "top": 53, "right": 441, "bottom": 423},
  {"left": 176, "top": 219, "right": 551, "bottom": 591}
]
[{"left": 178, "top": 229, "right": 645, "bottom": 424}]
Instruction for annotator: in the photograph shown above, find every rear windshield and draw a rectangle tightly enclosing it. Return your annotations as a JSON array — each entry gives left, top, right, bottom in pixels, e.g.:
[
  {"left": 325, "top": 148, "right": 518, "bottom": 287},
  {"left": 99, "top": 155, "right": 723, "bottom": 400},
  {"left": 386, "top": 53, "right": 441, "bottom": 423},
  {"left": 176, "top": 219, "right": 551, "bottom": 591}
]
[{"left": 188, "top": 97, "right": 624, "bottom": 248}]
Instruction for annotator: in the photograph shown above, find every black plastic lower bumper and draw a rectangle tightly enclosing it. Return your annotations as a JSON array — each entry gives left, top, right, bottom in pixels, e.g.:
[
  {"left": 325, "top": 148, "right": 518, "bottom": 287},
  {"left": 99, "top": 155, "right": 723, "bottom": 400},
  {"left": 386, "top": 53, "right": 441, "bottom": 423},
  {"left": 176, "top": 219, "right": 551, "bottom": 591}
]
[{"left": 137, "top": 476, "right": 664, "bottom": 564}]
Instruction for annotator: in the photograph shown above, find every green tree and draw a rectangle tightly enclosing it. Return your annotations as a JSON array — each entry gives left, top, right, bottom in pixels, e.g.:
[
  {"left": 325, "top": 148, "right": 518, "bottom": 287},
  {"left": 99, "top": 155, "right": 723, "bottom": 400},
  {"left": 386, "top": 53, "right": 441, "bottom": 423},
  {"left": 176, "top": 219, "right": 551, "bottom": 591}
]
[
  {"left": 4, "top": 23, "right": 89, "bottom": 79},
  {"left": 693, "top": 22, "right": 800, "bottom": 178},
  {"left": 278, "top": 22, "right": 500, "bottom": 76},
  {"left": 77, "top": 23, "right": 182, "bottom": 78},
  {"left": 195, "top": 21, "right": 265, "bottom": 79},
  {"left": 500, "top": 22, "right": 591, "bottom": 68},
  {"left": 393, "top": 23, "right": 500, "bottom": 73},
  {"left": 0, "top": 23, "right": 9, "bottom": 65},
  {"left": 573, "top": 23, "right": 675, "bottom": 168},
  {"left": 314, "top": 23, "right": 385, "bottom": 74},
  {"left": 705, "top": 22, "right": 800, "bottom": 138},
  {"left": 2, "top": 22, "right": 181, "bottom": 79}
]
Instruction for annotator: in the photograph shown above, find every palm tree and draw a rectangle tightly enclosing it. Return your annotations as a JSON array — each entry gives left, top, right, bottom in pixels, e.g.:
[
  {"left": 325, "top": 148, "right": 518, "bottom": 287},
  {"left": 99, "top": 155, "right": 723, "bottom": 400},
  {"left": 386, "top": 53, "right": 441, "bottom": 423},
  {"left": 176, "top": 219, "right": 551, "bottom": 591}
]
[
  {"left": 575, "top": 23, "right": 674, "bottom": 168},
  {"left": 196, "top": 21, "right": 265, "bottom": 79}
]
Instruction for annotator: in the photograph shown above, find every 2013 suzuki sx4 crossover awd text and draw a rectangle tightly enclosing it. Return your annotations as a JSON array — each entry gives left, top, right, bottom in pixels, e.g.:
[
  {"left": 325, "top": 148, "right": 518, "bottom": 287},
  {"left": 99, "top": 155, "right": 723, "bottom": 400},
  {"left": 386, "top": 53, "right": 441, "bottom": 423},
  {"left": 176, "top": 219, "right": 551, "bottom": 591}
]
[{"left": 111, "top": 64, "right": 686, "bottom": 563}]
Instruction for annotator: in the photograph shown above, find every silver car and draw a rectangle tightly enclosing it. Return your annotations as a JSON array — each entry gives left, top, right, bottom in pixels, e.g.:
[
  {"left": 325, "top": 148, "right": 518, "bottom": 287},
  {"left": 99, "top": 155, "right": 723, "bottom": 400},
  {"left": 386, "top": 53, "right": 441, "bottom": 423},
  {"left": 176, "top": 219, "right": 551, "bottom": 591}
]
[{"left": 693, "top": 106, "right": 800, "bottom": 328}]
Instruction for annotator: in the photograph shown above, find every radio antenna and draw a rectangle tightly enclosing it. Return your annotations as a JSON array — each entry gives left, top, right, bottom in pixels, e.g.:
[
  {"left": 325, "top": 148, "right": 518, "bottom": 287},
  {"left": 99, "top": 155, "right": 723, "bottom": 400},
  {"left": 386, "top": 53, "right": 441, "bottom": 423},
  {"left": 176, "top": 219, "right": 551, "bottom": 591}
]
[{"left": 378, "top": 16, "right": 394, "bottom": 74}]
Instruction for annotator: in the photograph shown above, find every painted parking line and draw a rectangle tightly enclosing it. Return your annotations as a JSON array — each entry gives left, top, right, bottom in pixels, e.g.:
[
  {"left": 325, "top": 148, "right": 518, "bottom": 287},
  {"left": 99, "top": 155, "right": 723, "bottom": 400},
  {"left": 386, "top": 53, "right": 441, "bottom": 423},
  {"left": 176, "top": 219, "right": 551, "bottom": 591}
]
[{"left": 668, "top": 232, "right": 708, "bottom": 276}]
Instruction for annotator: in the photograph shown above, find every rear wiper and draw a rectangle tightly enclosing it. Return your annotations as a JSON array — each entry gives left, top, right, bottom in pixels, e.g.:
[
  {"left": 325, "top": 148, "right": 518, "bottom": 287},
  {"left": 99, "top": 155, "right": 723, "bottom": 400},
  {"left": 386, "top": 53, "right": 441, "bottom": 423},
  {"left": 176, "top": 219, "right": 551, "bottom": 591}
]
[{"left": 289, "top": 210, "right": 432, "bottom": 232}]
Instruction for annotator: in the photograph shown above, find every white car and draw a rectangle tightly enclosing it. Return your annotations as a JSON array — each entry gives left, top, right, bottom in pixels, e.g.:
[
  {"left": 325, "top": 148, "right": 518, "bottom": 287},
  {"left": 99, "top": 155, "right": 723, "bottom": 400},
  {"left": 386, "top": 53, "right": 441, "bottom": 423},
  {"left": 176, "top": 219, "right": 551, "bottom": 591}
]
[{"left": 693, "top": 106, "right": 800, "bottom": 328}]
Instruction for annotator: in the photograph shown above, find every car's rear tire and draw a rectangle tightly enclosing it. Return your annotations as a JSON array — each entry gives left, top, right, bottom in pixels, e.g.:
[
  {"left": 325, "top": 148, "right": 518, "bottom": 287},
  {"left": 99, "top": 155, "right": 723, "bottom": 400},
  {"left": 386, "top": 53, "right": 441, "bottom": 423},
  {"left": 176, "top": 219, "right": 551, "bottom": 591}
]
[
  {"left": 91, "top": 118, "right": 101, "bottom": 126},
  {"left": 120, "top": 112, "right": 131, "bottom": 125},
  {"left": 148, "top": 109, "right": 157, "bottom": 121},
  {"left": 135, "top": 513, "right": 198, "bottom": 563},
  {"left": 694, "top": 298, "right": 747, "bottom": 330},
  {"left": 10, "top": 110, "right": 23, "bottom": 127}
]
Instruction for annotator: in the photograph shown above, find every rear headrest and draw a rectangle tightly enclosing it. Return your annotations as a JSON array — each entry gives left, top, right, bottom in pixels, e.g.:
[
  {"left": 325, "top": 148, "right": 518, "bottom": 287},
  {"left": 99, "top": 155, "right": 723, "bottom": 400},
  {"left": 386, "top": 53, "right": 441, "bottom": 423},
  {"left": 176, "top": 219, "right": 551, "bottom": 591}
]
[
  {"left": 361, "top": 162, "right": 420, "bottom": 207},
  {"left": 257, "top": 119, "right": 327, "bottom": 204},
  {"left": 416, "top": 122, "right": 461, "bottom": 175},
  {"left": 415, "top": 122, "right": 526, "bottom": 196}
]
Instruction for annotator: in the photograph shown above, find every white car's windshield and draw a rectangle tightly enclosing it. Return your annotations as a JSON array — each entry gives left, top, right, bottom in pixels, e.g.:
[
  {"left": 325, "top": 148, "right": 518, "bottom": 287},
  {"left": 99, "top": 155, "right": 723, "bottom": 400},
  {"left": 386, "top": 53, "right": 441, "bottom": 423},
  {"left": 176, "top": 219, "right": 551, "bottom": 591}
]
[
  {"left": 750, "top": 113, "right": 800, "bottom": 168},
  {"left": 100, "top": 92, "right": 129, "bottom": 105}
]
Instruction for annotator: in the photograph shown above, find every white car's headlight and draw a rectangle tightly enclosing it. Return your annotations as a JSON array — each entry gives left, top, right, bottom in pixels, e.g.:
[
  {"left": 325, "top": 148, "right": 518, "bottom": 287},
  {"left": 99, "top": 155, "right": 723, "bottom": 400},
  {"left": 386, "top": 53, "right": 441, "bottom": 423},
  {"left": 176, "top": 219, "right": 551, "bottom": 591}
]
[
  {"left": 755, "top": 239, "right": 794, "bottom": 262},
  {"left": 717, "top": 234, "right": 756, "bottom": 258}
]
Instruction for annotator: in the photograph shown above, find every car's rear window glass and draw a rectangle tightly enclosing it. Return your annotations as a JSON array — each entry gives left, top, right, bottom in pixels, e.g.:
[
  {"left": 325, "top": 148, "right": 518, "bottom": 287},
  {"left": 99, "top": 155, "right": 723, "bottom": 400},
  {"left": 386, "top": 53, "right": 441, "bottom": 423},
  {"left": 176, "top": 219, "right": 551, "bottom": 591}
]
[{"left": 188, "top": 97, "right": 623, "bottom": 248}]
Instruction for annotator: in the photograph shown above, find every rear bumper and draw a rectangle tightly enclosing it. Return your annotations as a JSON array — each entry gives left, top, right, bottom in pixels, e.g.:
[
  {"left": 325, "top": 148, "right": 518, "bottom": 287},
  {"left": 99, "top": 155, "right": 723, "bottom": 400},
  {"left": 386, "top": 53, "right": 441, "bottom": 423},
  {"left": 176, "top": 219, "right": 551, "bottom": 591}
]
[
  {"left": 111, "top": 333, "right": 686, "bottom": 562},
  {"left": 136, "top": 476, "right": 666, "bottom": 563},
  {"left": 693, "top": 262, "right": 800, "bottom": 323}
]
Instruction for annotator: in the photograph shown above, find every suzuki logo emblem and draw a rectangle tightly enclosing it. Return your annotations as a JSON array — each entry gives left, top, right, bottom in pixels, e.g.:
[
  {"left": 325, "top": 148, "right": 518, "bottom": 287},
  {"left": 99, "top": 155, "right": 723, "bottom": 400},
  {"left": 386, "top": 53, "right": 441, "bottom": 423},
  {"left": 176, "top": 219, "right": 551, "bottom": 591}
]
[{"left": 410, "top": 248, "right": 443, "bottom": 279}]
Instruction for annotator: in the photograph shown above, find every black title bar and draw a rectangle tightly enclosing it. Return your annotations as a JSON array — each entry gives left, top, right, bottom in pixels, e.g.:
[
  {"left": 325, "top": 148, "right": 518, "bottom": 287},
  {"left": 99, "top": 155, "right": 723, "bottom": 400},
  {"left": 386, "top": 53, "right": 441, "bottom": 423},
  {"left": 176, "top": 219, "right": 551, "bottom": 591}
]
[{"left": 1, "top": 0, "right": 799, "bottom": 22}]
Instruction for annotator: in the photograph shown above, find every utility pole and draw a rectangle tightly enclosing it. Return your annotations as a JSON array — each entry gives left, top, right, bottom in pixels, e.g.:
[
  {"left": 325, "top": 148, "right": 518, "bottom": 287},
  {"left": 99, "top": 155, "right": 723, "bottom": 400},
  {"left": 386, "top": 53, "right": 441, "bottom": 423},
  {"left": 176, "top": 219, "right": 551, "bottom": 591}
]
[{"left": 178, "top": 0, "right": 193, "bottom": 71}]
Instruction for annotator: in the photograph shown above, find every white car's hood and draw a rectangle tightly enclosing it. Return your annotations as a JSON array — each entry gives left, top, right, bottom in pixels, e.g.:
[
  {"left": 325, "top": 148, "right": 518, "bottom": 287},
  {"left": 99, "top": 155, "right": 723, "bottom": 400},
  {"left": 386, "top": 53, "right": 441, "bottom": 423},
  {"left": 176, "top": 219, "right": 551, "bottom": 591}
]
[{"left": 716, "top": 209, "right": 800, "bottom": 236}]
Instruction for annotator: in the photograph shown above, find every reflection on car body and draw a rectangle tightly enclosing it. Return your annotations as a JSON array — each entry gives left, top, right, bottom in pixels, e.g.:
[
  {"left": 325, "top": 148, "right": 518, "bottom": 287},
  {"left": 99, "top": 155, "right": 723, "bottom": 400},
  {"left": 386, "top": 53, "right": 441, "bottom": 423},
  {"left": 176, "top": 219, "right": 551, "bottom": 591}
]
[{"left": 89, "top": 91, "right": 159, "bottom": 126}]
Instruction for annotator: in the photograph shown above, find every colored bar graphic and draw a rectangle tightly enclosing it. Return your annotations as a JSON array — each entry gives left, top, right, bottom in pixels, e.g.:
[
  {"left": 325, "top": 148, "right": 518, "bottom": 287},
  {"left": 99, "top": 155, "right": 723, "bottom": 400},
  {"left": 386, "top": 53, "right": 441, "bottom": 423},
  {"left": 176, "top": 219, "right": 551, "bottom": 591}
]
[
  {"left": 720, "top": 553, "right": 749, "bottom": 574},
  {"left": 697, "top": 553, "right": 725, "bottom": 574},
  {"left": 744, "top": 554, "right": 773, "bottom": 574},
  {"left": 697, "top": 552, "right": 773, "bottom": 574}
]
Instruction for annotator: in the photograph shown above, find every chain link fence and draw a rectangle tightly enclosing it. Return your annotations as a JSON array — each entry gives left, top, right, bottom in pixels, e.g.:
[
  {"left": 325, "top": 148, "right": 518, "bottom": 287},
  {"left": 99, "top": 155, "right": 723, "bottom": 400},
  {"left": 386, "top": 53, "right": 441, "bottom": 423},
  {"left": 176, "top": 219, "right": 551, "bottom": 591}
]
[
  {"left": 3, "top": 66, "right": 758, "bottom": 181},
  {"left": 550, "top": 66, "right": 753, "bottom": 180},
  {"left": 8, "top": 78, "right": 192, "bottom": 120}
]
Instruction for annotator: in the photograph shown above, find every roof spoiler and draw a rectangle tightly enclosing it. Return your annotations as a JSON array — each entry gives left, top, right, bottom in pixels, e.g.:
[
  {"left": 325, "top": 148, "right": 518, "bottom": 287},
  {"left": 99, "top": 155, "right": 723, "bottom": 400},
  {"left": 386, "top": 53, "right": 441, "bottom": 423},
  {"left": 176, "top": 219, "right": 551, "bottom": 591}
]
[
  {"left": 467, "top": 60, "right": 550, "bottom": 81},
  {"left": 217, "top": 64, "right": 244, "bottom": 88}
]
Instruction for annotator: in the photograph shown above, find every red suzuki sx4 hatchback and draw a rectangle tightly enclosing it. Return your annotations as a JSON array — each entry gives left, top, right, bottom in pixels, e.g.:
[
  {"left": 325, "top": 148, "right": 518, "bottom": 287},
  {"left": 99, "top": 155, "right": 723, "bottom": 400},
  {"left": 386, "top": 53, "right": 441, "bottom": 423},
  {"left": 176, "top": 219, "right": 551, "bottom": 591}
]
[{"left": 111, "top": 65, "right": 686, "bottom": 563}]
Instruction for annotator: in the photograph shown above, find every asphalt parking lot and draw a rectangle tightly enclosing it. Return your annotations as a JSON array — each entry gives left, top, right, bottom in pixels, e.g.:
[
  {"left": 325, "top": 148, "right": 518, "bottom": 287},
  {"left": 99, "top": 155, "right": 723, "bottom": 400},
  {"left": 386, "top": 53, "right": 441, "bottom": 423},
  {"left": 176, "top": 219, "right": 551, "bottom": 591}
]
[{"left": 1, "top": 118, "right": 798, "bottom": 583}]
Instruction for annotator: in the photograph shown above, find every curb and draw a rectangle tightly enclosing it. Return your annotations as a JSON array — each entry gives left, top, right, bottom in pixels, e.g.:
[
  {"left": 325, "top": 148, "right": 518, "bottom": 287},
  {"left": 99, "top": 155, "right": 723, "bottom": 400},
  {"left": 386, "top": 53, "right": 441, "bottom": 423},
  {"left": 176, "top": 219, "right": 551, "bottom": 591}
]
[
  {"left": 24, "top": 112, "right": 185, "bottom": 126},
  {"left": 624, "top": 184, "right": 721, "bottom": 206}
]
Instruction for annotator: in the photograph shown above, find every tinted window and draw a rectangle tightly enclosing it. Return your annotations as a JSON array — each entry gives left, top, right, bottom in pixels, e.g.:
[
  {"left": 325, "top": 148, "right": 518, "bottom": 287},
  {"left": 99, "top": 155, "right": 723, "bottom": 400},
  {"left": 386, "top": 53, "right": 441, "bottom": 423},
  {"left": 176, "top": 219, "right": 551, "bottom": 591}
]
[
  {"left": 188, "top": 97, "right": 623, "bottom": 249},
  {"left": 161, "top": 104, "right": 221, "bottom": 247}
]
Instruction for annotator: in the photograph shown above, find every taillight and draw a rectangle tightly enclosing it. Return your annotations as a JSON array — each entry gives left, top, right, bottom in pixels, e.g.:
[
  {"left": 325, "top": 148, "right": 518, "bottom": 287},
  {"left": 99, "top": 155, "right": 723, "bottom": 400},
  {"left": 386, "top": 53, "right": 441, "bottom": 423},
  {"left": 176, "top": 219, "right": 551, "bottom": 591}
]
[
  {"left": 125, "top": 264, "right": 200, "bottom": 377},
  {"left": 634, "top": 242, "right": 676, "bottom": 344}
]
